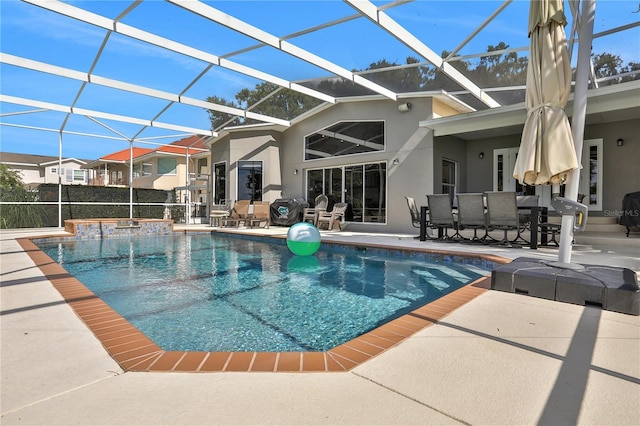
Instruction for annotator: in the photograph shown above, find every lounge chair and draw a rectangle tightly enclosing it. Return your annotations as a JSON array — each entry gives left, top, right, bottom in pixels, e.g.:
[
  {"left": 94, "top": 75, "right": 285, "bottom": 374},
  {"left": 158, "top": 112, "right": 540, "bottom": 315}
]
[
  {"left": 317, "top": 202, "right": 348, "bottom": 231},
  {"left": 456, "top": 193, "right": 490, "bottom": 243},
  {"left": 485, "top": 191, "right": 528, "bottom": 246},
  {"left": 221, "top": 199, "right": 250, "bottom": 228},
  {"left": 426, "top": 194, "right": 462, "bottom": 241},
  {"left": 247, "top": 201, "right": 270, "bottom": 228},
  {"left": 303, "top": 194, "right": 328, "bottom": 226}
]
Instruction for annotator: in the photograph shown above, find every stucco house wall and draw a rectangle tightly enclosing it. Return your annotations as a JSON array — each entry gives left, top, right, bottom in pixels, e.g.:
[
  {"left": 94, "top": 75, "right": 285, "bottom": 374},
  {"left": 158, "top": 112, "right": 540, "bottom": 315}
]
[
  {"left": 209, "top": 131, "right": 281, "bottom": 204},
  {"left": 279, "top": 97, "right": 435, "bottom": 233},
  {"left": 460, "top": 117, "right": 639, "bottom": 215},
  {"left": 584, "top": 119, "right": 639, "bottom": 212}
]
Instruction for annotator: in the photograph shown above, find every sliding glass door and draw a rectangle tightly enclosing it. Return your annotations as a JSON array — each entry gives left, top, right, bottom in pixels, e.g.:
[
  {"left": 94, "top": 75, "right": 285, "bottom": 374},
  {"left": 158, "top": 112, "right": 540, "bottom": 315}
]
[{"left": 307, "top": 162, "right": 386, "bottom": 223}]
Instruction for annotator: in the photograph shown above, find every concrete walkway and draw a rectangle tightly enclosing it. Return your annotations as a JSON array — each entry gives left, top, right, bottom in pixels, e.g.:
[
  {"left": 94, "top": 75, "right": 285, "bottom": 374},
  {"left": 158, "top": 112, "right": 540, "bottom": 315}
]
[{"left": 1, "top": 226, "right": 638, "bottom": 425}]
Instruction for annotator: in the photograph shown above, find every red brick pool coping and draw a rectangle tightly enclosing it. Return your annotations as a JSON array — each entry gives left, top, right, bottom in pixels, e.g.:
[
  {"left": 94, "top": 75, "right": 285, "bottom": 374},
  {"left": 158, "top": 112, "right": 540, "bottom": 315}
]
[{"left": 18, "top": 236, "right": 508, "bottom": 373}]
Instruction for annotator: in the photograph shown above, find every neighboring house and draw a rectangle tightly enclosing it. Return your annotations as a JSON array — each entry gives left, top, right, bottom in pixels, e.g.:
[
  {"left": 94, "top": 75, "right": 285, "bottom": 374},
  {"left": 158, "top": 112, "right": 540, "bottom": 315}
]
[
  {"left": 83, "top": 135, "right": 210, "bottom": 220},
  {"left": 206, "top": 81, "right": 639, "bottom": 233},
  {"left": 83, "top": 147, "right": 155, "bottom": 187},
  {"left": 0, "top": 152, "right": 90, "bottom": 187}
]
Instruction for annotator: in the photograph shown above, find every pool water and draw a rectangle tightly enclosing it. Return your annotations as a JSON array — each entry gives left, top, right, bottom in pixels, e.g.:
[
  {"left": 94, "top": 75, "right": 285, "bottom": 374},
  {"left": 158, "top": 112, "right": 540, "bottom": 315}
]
[{"left": 37, "top": 234, "right": 491, "bottom": 352}]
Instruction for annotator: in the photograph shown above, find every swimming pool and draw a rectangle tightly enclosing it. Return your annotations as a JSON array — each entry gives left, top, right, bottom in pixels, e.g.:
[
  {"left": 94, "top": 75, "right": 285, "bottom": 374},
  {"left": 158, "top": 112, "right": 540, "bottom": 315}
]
[{"left": 36, "top": 233, "right": 493, "bottom": 352}]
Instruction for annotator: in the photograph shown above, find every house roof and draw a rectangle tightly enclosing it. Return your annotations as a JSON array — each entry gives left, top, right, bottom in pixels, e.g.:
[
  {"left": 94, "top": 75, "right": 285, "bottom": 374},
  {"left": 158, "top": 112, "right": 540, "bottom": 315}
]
[
  {"left": 101, "top": 147, "right": 155, "bottom": 162},
  {"left": 155, "top": 135, "right": 209, "bottom": 156},
  {"left": 0, "top": 152, "right": 88, "bottom": 167},
  {"left": 419, "top": 81, "right": 640, "bottom": 141}
]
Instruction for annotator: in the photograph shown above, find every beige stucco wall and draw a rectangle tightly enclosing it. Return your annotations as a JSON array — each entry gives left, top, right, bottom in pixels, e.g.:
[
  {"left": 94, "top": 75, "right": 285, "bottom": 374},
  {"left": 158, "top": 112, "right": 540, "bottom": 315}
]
[
  {"left": 132, "top": 157, "right": 186, "bottom": 191},
  {"left": 209, "top": 131, "right": 281, "bottom": 204}
]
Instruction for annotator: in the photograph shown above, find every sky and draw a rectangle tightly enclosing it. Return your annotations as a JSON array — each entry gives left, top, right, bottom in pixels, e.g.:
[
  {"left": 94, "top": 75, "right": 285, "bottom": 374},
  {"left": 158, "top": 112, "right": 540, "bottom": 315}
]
[{"left": 1, "top": 0, "right": 638, "bottom": 160}]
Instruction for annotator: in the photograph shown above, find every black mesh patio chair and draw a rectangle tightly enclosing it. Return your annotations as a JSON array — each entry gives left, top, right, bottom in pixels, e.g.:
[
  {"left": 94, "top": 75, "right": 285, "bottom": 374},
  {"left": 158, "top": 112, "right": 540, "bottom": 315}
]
[
  {"left": 485, "top": 191, "right": 529, "bottom": 247},
  {"left": 426, "top": 194, "right": 463, "bottom": 241},
  {"left": 405, "top": 196, "right": 435, "bottom": 240},
  {"left": 456, "top": 193, "right": 491, "bottom": 243}
]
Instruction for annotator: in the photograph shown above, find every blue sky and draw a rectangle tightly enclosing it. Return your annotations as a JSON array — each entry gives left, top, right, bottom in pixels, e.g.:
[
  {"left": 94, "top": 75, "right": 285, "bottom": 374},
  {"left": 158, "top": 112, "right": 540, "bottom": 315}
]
[{"left": 1, "top": 0, "right": 638, "bottom": 160}]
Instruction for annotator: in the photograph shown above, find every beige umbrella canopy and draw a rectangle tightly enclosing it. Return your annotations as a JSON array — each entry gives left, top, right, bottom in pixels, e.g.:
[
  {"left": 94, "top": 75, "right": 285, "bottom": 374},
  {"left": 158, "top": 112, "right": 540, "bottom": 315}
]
[{"left": 513, "top": 0, "right": 578, "bottom": 186}]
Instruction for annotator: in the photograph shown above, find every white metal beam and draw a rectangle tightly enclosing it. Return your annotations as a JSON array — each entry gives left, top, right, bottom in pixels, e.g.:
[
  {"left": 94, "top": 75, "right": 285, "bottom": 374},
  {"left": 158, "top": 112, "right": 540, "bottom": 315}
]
[
  {"left": 0, "top": 53, "right": 291, "bottom": 127},
  {"left": 22, "top": 0, "right": 336, "bottom": 104},
  {"left": 344, "top": 0, "right": 501, "bottom": 108},
  {"left": 1, "top": 94, "right": 217, "bottom": 136},
  {"left": 167, "top": 0, "right": 398, "bottom": 100}
]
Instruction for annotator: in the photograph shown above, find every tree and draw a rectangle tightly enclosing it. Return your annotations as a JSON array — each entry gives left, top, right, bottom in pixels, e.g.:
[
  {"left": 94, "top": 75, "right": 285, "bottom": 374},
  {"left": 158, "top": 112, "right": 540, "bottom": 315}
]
[
  {"left": 205, "top": 43, "right": 637, "bottom": 129},
  {"left": 0, "top": 164, "right": 23, "bottom": 189},
  {"left": 205, "top": 95, "right": 240, "bottom": 131},
  {"left": 0, "top": 164, "right": 45, "bottom": 228}
]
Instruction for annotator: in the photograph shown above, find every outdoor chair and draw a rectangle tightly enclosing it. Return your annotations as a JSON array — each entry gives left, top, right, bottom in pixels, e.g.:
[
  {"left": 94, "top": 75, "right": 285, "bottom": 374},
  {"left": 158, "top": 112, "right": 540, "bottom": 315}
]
[
  {"left": 456, "top": 193, "right": 490, "bottom": 243},
  {"left": 516, "top": 195, "right": 539, "bottom": 233},
  {"left": 405, "top": 196, "right": 435, "bottom": 239},
  {"left": 426, "top": 194, "right": 462, "bottom": 241},
  {"left": 317, "top": 202, "right": 348, "bottom": 231},
  {"left": 405, "top": 196, "right": 421, "bottom": 228},
  {"left": 247, "top": 201, "right": 270, "bottom": 228},
  {"left": 221, "top": 199, "right": 250, "bottom": 228},
  {"left": 303, "top": 194, "right": 328, "bottom": 226},
  {"left": 209, "top": 201, "right": 231, "bottom": 227},
  {"left": 485, "top": 191, "right": 528, "bottom": 247}
]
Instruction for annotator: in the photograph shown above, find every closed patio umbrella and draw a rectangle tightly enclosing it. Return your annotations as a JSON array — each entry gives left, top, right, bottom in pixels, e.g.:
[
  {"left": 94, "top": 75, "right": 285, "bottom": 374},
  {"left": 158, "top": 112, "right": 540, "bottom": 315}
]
[{"left": 513, "top": 0, "right": 578, "bottom": 186}]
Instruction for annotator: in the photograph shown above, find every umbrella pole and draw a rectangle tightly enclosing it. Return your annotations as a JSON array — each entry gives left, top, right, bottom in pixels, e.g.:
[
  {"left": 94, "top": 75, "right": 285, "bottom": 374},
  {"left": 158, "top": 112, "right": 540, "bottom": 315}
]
[{"left": 557, "top": 0, "right": 595, "bottom": 265}]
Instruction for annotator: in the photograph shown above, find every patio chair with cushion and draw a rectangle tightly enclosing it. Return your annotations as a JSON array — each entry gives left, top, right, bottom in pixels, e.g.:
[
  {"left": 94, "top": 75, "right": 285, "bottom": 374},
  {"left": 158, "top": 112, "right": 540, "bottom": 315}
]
[
  {"left": 456, "top": 193, "right": 490, "bottom": 243},
  {"left": 317, "top": 202, "right": 348, "bottom": 231},
  {"left": 221, "top": 199, "right": 250, "bottom": 228},
  {"left": 426, "top": 194, "right": 462, "bottom": 241},
  {"left": 303, "top": 194, "right": 329, "bottom": 226},
  {"left": 247, "top": 201, "right": 270, "bottom": 228},
  {"left": 485, "top": 191, "right": 528, "bottom": 247}
]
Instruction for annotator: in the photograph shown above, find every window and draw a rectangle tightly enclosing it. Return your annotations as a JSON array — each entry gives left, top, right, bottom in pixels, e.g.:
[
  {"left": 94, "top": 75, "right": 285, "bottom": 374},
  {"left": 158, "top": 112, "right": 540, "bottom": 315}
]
[
  {"left": 237, "top": 161, "right": 262, "bottom": 201},
  {"left": 214, "top": 162, "right": 226, "bottom": 204},
  {"left": 304, "top": 121, "right": 385, "bottom": 160},
  {"left": 197, "top": 158, "right": 208, "bottom": 176},
  {"left": 73, "top": 169, "right": 86, "bottom": 182},
  {"left": 134, "top": 162, "right": 152, "bottom": 178},
  {"left": 306, "top": 162, "right": 386, "bottom": 223},
  {"left": 441, "top": 159, "right": 457, "bottom": 205},
  {"left": 158, "top": 157, "right": 177, "bottom": 175},
  {"left": 579, "top": 139, "right": 603, "bottom": 211},
  {"left": 65, "top": 168, "right": 72, "bottom": 183}
]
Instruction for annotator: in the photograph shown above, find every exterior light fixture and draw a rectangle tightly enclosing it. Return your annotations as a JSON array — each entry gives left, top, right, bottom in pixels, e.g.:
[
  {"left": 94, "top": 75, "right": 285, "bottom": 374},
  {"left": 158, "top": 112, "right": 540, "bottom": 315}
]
[
  {"left": 479, "top": 152, "right": 485, "bottom": 159},
  {"left": 617, "top": 138, "right": 624, "bottom": 146},
  {"left": 293, "top": 169, "right": 298, "bottom": 175},
  {"left": 392, "top": 158, "right": 399, "bottom": 165}
]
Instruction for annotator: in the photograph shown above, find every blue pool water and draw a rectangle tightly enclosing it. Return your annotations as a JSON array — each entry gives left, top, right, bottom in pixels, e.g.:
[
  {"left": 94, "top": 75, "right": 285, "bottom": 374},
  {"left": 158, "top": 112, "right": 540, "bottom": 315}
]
[{"left": 36, "top": 234, "right": 492, "bottom": 352}]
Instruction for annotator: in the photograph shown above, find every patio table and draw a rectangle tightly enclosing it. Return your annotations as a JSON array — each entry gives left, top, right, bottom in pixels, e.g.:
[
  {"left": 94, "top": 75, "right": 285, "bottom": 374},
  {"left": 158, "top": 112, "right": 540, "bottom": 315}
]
[{"left": 419, "top": 202, "right": 546, "bottom": 249}]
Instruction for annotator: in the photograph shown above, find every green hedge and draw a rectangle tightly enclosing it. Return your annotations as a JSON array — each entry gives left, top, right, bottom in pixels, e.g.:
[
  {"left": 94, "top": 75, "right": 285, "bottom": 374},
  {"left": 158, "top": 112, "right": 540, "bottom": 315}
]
[{"left": 1, "top": 184, "right": 177, "bottom": 228}]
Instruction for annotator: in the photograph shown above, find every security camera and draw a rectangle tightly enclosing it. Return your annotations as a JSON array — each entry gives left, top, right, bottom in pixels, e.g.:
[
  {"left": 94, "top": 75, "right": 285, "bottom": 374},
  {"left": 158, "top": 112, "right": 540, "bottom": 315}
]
[{"left": 397, "top": 102, "right": 412, "bottom": 112}]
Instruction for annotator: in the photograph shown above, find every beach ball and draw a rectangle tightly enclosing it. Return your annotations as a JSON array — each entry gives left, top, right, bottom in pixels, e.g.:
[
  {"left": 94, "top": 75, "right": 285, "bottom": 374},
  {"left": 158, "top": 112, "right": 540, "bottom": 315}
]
[{"left": 287, "top": 222, "right": 321, "bottom": 256}]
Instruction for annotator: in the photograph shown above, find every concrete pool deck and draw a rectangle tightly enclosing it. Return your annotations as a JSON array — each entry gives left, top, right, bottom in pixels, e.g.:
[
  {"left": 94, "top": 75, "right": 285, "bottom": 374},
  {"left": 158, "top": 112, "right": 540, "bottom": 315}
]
[{"left": 1, "top": 225, "right": 639, "bottom": 425}]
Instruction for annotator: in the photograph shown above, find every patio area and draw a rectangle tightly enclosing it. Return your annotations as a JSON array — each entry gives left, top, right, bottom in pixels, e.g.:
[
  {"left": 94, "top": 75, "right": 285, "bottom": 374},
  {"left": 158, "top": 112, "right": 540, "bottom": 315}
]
[{"left": 1, "top": 225, "right": 638, "bottom": 425}]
